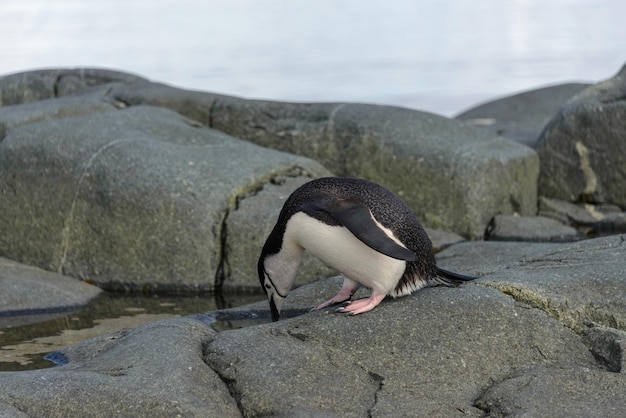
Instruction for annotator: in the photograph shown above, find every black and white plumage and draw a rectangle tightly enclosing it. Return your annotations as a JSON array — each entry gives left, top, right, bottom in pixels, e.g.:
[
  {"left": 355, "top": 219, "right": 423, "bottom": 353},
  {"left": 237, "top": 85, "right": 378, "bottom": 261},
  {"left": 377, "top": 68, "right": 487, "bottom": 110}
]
[{"left": 258, "top": 176, "right": 476, "bottom": 321}]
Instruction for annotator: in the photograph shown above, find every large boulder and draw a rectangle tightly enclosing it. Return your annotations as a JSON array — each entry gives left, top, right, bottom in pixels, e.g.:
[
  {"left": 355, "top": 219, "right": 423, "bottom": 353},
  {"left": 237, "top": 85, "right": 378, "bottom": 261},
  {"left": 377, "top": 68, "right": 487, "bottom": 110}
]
[
  {"left": 536, "top": 63, "right": 626, "bottom": 207},
  {"left": 0, "top": 102, "right": 329, "bottom": 291},
  {"left": 106, "top": 81, "right": 539, "bottom": 239},
  {"left": 455, "top": 83, "right": 590, "bottom": 147}
]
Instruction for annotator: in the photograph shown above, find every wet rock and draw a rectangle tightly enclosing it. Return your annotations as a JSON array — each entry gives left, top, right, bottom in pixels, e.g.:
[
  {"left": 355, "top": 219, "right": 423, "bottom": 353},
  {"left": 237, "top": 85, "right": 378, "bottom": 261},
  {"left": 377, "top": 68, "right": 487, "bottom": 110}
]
[
  {"left": 536, "top": 64, "right": 626, "bottom": 207},
  {"left": 455, "top": 83, "right": 590, "bottom": 147},
  {"left": 485, "top": 214, "right": 583, "bottom": 242},
  {"left": 0, "top": 103, "right": 328, "bottom": 291},
  {"left": 0, "top": 258, "right": 102, "bottom": 328},
  {"left": 0, "top": 318, "right": 240, "bottom": 417},
  {"left": 104, "top": 79, "right": 538, "bottom": 239}
]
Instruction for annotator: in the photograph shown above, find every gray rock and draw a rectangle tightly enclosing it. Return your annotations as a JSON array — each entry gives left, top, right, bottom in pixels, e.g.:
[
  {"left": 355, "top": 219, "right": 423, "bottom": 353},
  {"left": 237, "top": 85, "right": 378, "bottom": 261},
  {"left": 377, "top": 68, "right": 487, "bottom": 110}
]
[
  {"left": 0, "top": 258, "right": 102, "bottom": 328},
  {"left": 105, "top": 80, "right": 539, "bottom": 239},
  {"left": 455, "top": 83, "right": 590, "bottom": 147},
  {"left": 203, "top": 284, "right": 598, "bottom": 417},
  {"left": 485, "top": 214, "right": 583, "bottom": 242},
  {"left": 539, "top": 196, "right": 622, "bottom": 224},
  {"left": 213, "top": 101, "right": 539, "bottom": 239},
  {"left": 0, "top": 68, "right": 147, "bottom": 106},
  {"left": 479, "top": 234, "right": 626, "bottom": 333},
  {"left": 425, "top": 227, "right": 466, "bottom": 252},
  {"left": 1, "top": 236, "right": 624, "bottom": 417},
  {"left": 0, "top": 93, "right": 119, "bottom": 130},
  {"left": 0, "top": 104, "right": 329, "bottom": 291},
  {"left": 583, "top": 326, "right": 626, "bottom": 373},
  {"left": 539, "top": 196, "right": 626, "bottom": 236},
  {"left": 0, "top": 317, "right": 241, "bottom": 417},
  {"left": 536, "top": 64, "right": 626, "bottom": 207},
  {"left": 475, "top": 366, "right": 626, "bottom": 418},
  {"left": 435, "top": 240, "right": 562, "bottom": 277}
]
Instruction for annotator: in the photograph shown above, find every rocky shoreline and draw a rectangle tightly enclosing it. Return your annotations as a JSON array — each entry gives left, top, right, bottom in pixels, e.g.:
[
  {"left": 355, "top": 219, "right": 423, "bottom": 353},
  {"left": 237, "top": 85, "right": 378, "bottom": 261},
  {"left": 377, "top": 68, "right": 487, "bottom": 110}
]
[{"left": 1, "top": 65, "right": 625, "bottom": 417}]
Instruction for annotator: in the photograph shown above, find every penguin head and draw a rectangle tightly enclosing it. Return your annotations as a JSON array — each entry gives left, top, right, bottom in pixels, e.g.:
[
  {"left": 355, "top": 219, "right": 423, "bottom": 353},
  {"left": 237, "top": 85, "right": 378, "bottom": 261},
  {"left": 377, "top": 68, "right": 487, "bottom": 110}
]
[{"left": 257, "top": 250, "right": 300, "bottom": 321}]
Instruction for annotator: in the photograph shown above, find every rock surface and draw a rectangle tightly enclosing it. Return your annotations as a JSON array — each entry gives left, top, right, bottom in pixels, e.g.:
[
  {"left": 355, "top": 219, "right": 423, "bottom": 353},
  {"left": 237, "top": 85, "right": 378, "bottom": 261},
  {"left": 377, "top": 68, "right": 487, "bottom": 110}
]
[
  {"left": 1, "top": 236, "right": 624, "bottom": 417},
  {"left": 0, "top": 67, "right": 541, "bottom": 292},
  {"left": 536, "top": 64, "right": 626, "bottom": 207},
  {"left": 0, "top": 318, "right": 240, "bottom": 417},
  {"left": 1, "top": 66, "right": 626, "bottom": 417},
  {"left": 104, "top": 77, "right": 538, "bottom": 238},
  {"left": 539, "top": 196, "right": 626, "bottom": 236},
  {"left": 455, "top": 83, "right": 590, "bottom": 147},
  {"left": 0, "top": 257, "right": 102, "bottom": 328},
  {"left": 0, "top": 98, "right": 329, "bottom": 291},
  {"left": 485, "top": 214, "right": 583, "bottom": 242}
]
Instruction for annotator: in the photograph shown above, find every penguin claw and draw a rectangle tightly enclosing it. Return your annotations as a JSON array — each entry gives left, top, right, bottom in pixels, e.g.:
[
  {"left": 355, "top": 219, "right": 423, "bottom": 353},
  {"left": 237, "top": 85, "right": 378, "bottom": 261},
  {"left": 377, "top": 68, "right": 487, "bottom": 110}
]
[{"left": 334, "top": 301, "right": 354, "bottom": 314}]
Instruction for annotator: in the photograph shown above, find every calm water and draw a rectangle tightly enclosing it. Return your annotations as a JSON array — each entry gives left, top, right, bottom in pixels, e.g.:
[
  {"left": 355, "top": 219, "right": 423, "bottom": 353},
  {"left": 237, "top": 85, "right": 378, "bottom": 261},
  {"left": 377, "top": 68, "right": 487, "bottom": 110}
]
[
  {"left": 2, "top": 0, "right": 625, "bottom": 116},
  {"left": 0, "top": 292, "right": 267, "bottom": 371}
]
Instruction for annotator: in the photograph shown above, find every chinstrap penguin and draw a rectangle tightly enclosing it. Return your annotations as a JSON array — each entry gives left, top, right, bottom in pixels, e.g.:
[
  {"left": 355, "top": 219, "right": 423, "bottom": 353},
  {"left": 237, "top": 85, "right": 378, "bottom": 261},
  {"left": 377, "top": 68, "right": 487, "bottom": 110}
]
[{"left": 258, "top": 176, "right": 477, "bottom": 321}]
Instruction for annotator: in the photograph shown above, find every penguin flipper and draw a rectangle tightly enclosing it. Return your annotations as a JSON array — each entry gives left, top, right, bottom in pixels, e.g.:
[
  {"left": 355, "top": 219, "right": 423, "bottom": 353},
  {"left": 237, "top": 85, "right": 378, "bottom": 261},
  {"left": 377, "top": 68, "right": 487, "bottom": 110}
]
[{"left": 323, "top": 199, "right": 417, "bottom": 261}]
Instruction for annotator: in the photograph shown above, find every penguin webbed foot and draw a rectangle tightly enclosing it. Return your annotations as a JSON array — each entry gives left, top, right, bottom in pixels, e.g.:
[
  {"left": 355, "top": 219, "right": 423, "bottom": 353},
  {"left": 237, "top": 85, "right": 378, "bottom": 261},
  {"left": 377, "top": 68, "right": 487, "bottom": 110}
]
[
  {"left": 311, "top": 287, "right": 357, "bottom": 311},
  {"left": 311, "top": 299, "right": 351, "bottom": 312},
  {"left": 335, "top": 292, "right": 386, "bottom": 316}
]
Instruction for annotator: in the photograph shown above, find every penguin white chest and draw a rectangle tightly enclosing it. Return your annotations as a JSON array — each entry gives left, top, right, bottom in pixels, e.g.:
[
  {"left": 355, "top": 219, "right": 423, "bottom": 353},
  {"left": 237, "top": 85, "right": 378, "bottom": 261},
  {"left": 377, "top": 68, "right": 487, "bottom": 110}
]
[{"left": 283, "top": 212, "right": 407, "bottom": 293}]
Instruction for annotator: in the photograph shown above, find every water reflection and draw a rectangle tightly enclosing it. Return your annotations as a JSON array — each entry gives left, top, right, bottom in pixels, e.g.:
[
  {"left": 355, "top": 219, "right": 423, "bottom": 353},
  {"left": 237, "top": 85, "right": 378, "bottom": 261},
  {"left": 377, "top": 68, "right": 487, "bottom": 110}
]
[{"left": 0, "top": 291, "right": 265, "bottom": 371}]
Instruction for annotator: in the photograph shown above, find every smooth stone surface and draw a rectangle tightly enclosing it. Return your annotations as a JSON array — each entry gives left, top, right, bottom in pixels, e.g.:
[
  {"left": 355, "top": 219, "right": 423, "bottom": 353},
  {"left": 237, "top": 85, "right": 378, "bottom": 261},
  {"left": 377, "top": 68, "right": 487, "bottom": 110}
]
[
  {"left": 485, "top": 214, "right": 583, "bottom": 242},
  {"left": 475, "top": 366, "right": 625, "bottom": 417},
  {"left": 0, "top": 258, "right": 102, "bottom": 328},
  {"left": 0, "top": 68, "right": 146, "bottom": 106},
  {"left": 455, "top": 83, "right": 590, "bottom": 147}
]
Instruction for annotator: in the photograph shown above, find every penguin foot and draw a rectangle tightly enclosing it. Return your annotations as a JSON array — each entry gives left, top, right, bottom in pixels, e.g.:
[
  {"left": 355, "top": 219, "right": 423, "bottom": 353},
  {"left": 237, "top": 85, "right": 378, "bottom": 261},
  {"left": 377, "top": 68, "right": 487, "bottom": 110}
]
[
  {"left": 312, "top": 287, "right": 356, "bottom": 311},
  {"left": 337, "top": 292, "right": 386, "bottom": 316}
]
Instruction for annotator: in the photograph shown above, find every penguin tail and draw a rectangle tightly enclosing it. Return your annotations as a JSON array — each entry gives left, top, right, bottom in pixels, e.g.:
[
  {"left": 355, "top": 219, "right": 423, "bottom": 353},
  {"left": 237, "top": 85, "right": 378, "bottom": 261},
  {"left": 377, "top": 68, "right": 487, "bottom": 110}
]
[{"left": 432, "top": 267, "right": 477, "bottom": 287}]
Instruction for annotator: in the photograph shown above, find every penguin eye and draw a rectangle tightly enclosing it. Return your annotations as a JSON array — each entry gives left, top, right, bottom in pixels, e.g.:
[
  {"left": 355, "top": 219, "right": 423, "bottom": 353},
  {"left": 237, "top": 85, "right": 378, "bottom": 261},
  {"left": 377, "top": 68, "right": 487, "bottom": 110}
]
[{"left": 265, "top": 283, "right": 271, "bottom": 290}]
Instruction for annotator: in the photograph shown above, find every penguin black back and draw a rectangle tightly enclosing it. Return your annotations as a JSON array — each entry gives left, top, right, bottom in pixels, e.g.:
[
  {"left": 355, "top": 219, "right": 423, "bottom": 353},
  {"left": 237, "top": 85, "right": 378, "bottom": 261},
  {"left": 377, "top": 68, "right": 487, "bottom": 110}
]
[{"left": 262, "top": 177, "right": 434, "bottom": 260}]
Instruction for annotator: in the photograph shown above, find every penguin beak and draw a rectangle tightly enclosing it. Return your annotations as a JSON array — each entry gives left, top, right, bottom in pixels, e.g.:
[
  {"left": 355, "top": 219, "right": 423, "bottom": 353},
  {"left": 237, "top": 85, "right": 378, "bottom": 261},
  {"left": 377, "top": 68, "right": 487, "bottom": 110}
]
[
  {"left": 260, "top": 272, "right": 286, "bottom": 321},
  {"left": 259, "top": 254, "right": 297, "bottom": 321},
  {"left": 269, "top": 294, "right": 283, "bottom": 322}
]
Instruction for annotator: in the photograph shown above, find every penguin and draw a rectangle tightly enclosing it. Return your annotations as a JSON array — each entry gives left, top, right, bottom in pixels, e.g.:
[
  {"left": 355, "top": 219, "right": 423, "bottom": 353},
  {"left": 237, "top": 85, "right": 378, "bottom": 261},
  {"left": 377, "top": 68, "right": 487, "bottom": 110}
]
[{"left": 258, "top": 176, "right": 477, "bottom": 321}]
